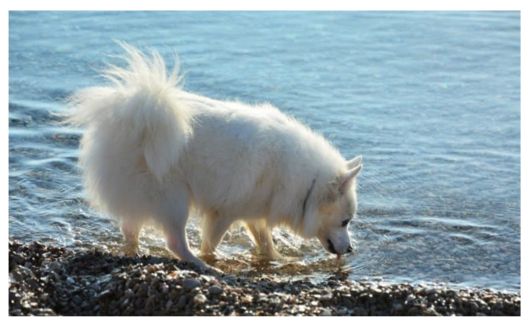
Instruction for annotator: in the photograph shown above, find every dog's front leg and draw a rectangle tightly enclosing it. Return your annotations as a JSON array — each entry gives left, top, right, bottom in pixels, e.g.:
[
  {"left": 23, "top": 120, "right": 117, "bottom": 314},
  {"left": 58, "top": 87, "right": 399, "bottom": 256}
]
[
  {"left": 245, "top": 220, "right": 282, "bottom": 260},
  {"left": 200, "top": 213, "right": 233, "bottom": 256}
]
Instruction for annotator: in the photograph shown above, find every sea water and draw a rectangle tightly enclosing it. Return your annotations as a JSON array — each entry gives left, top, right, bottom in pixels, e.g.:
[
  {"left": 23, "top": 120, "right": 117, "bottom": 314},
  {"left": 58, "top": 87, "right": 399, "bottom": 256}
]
[{"left": 9, "top": 11, "right": 520, "bottom": 291}]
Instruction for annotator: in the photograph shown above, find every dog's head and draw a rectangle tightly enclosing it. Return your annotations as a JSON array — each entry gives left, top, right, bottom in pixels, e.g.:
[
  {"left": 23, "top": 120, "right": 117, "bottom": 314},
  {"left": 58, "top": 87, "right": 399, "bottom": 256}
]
[{"left": 305, "top": 155, "right": 363, "bottom": 257}]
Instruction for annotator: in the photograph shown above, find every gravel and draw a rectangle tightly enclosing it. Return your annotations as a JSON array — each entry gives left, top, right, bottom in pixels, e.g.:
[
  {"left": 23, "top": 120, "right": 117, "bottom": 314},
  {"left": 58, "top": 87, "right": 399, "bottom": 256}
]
[{"left": 9, "top": 240, "right": 520, "bottom": 316}]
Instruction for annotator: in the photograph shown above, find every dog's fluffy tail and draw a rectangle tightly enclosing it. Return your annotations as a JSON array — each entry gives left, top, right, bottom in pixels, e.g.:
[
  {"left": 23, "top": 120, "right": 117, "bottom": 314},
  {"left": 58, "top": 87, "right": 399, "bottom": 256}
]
[{"left": 66, "top": 43, "right": 192, "bottom": 182}]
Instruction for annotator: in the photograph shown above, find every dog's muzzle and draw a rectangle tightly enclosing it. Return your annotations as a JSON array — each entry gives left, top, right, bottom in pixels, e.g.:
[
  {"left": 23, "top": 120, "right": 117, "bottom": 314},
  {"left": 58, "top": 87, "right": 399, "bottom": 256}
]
[{"left": 327, "top": 239, "right": 353, "bottom": 255}]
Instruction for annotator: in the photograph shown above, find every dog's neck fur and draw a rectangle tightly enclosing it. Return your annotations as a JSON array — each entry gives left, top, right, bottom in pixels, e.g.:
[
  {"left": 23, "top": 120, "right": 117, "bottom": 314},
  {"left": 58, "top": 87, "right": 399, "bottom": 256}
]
[{"left": 280, "top": 175, "right": 320, "bottom": 238}]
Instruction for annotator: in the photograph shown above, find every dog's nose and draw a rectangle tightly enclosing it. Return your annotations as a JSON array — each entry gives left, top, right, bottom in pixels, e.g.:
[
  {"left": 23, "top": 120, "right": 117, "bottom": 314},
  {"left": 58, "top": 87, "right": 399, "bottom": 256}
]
[
  {"left": 347, "top": 245, "right": 353, "bottom": 253},
  {"left": 327, "top": 239, "right": 338, "bottom": 254}
]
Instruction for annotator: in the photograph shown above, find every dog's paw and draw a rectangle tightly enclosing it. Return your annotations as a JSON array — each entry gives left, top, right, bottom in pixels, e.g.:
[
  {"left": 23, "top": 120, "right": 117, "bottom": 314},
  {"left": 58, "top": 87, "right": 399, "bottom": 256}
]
[
  {"left": 194, "top": 261, "right": 224, "bottom": 277},
  {"left": 198, "top": 251, "right": 219, "bottom": 263},
  {"left": 183, "top": 257, "right": 224, "bottom": 276},
  {"left": 255, "top": 249, "right": 285, "bottom": 262},
  {"left": 204, "top": 265, "right": 224, "bottom": 277},
  {"left": 120, "top": 244, "right": 140, "bottom": 257},
  {"left": 277, "top": 255, "right": 298, "bottom": 263}
]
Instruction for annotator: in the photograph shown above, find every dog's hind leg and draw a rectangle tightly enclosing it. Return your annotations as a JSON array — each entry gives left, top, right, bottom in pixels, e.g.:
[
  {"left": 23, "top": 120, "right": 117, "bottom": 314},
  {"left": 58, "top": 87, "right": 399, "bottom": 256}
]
[
  {"left": 245, "top": 220, "right": 281, "bottom": 260},
  {"left": 200, "top": 212, "right": 233, "bottom": 256},
  {"left": 155, "top": 186, "right": 208, "bottom": 270},
  {"left": 121, "top": 218, "right": 143, "bottom": 256}
]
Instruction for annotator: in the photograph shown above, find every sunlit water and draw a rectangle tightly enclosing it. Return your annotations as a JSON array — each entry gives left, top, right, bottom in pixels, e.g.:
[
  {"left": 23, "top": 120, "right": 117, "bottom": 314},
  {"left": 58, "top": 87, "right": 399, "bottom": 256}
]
[{"left": 9, "top": 11, "right": 520, "bottom": 291}]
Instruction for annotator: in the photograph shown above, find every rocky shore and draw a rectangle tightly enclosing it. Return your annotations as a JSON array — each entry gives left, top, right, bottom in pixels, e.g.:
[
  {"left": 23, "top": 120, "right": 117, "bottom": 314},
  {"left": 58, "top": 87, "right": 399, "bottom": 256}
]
[{"left": 9, "top": 240, "right": 520, "bottom": 316}]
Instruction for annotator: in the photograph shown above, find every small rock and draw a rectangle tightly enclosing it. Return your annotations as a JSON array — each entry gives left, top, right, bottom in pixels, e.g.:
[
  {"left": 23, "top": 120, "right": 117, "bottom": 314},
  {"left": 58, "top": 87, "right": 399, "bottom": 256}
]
[
  {"left": 422, "top": 305, "right": 441, "bottom": 316},
  {"left": 320, "top": 307, "right": 332, "bottom": 316},
  {"left": 122, "top": 288, "right": 133, "bottom": 298},
  {"left": 193, "top": 294, "right": 207, "bottom": 305},
  {"left": 269, "top": 297, "right": 281, "bottom": 306},
  {"left": 241, "top": 294, "right": 253, "bottom": 304},
  {"left": 208, "top": 285, "right": 223, "bottom": 295},
  {"left": 295, "top": 305, "right": 306, "bottom": 313},
  {"left": 405, "top": 294, "right": 415, "bottom": 304},
  {"left": 39, "top": 293, "right": 49, "bottom": 301},
  {"left": 336, "top": 307, "right": 351, "bottom": 316},
  {"left": 98, "top": 289, "right": 112, "bottom": 300},
  {"left": 145, "top": 296, "right": 155, "bottom": 310},
  {"left": 392, "top": 302, "right": 403, "bottom": 311},
  {"left": 257, "top": 292, "right": 268, "bottom": 302},
  {"left": 182, "top": 278, "right": 201, "bottom": 290},
  {"left": 176, "top": 295, "right": 187, "bottom": 309},
  {"left": 319, "top": 292, "right": 333, "bottom": 301}
]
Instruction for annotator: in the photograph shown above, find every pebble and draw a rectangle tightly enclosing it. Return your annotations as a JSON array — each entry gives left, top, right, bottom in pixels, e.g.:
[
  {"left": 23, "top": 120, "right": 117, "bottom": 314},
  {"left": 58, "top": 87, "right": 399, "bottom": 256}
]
[
  {"left": 319, "top": 291, "right": 333, "bottom": 301},
  {"left": 392, "top": 302, "right": 403, "bottom": 311},
  {"left": 320, "top": 307, "right": 332, "bottom": 316},
  {"left": 193, "top": 294, "right": 207, "bottom": 305},
  {"left": 208, "top": 285, "right": 223, "bottom": 295},
  {"left": 241, "top": 294, "right": 253, "bottom": 304},
  {"left": 176, "top": 295, "right": 187, "bottom": 309},
  {"left": 182, "top": 278, "right": 201, "bottom": 290},
  {"left": 8, "top": 240, "right": 521, "bottom": 316}
]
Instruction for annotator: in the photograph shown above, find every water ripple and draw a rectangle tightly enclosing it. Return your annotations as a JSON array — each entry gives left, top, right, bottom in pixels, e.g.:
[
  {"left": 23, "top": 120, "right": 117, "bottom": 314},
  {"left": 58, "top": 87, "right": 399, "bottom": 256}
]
[{"left": 9, "top": 11, "right": 520, "bottom": 291}]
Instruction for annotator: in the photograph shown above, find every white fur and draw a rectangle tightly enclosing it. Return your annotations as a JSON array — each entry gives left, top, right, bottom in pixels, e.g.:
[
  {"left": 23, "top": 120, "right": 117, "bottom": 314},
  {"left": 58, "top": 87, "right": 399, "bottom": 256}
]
[{"left": 67, "top": 44, "right": 362, "bottom": 268}]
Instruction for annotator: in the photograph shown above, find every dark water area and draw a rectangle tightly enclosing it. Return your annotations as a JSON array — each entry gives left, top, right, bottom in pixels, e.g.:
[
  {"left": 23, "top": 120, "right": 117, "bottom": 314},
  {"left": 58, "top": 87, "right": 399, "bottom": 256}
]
[{"left": 9, "top": 11, "right": 520, "bottom": 291}]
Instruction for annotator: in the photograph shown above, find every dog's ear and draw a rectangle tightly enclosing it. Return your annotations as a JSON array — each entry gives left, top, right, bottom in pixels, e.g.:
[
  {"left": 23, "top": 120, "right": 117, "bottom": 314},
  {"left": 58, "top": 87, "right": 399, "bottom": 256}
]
[
  {"left": 338, "top": 164, "right": 362, "bottom": 195},
  {"left": 347, "top": 155, "right": 363, "bottom": 169},
  {"left": 326, "top": 164, "right": 363, "bottom": 201}
]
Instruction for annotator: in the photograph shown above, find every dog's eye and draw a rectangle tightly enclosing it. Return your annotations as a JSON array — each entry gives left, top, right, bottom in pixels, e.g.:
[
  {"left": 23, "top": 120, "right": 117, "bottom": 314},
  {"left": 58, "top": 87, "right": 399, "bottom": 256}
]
[{"left": 341, "top": 219, "right": 350, "bottom": 227}]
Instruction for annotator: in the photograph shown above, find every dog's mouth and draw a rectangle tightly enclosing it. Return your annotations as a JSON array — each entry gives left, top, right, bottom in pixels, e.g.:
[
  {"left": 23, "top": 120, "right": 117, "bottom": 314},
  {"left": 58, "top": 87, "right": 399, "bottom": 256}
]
[
  {"left": 325, "top": 238, "right": 353, "bottom": 257},
  {"left": 327, "top": 239, "right": 338, "bottom": 255}
]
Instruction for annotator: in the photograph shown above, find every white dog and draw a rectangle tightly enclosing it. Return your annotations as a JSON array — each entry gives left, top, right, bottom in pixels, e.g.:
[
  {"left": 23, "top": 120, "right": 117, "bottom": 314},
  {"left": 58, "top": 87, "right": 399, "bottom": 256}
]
[{"left": 67, "top": 44, "right": 362, "bottom": 269}]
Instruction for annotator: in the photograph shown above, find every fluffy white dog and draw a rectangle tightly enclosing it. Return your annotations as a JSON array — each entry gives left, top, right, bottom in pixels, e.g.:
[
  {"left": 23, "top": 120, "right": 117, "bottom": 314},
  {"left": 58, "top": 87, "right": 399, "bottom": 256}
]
[{"left": 67, "top": 44, "right": 362, "bottom": 270}]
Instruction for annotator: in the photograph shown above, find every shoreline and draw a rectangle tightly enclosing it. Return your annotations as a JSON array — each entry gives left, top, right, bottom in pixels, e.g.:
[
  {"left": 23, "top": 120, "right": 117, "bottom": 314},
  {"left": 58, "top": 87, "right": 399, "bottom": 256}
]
[{"left": 9, "top": 240, "right": 520, "bottom": 316}]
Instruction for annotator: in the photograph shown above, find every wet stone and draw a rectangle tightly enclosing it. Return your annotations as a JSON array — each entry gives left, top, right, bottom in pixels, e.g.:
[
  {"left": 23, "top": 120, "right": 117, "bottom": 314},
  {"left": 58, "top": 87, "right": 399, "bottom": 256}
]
[
  {"left": 319, "top": 291, "right": 333, "bottom": 302},
  {"left": 8, "top": 240, "right": 521, "bottom": 316},
  {"left": 182, "top": 278, "right": 201, "bottom": 290},
  {"left": 176, "top": 295, "right": 187, "bottom": 309},
  {"left": 208, "top": 285, "right": 223, "bottom": 295},
  {"left": 193, "top": 294, "right": 207, "bottom": 305},
  {"left": 320, "top": 307, "right": 332, "bottom": 316}
]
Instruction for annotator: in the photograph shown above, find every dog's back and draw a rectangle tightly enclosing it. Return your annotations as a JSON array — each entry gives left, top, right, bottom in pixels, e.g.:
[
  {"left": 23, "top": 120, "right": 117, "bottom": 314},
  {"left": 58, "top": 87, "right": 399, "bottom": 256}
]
[
  {"left": 67, "top": 44, "right": 345, "bottom": 228},
  {"left": 178, "top": 94, "right": 346, "bottom": 228}
]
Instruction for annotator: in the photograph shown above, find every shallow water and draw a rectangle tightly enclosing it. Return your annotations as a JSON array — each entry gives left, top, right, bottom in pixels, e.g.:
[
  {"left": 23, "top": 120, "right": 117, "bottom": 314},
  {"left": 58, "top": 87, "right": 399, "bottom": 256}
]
[{"left": 9, "top": 11, "right": 520, "bottom": 291}]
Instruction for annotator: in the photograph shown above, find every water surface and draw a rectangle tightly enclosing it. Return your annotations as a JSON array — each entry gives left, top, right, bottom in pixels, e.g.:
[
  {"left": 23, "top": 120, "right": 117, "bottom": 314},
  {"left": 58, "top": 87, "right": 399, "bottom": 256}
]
[{"left": 9, "top": 11, "right": 520, "bottom": 291}]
